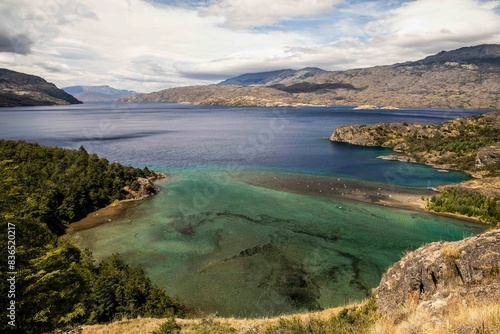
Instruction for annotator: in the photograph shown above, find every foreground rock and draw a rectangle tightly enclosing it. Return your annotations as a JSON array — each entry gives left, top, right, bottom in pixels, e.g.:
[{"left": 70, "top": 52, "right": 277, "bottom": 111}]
[
  {"left": 376, "top": 228, "right": 500, "bottom": 318},
  {"left": 0, "top": 68, "right": 82, "bottom": 107}
]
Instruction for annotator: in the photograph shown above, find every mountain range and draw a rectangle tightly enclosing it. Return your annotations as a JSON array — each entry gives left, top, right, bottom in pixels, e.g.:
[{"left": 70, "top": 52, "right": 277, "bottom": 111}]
[
  {"left": 218, "top": 67, "right": 326, "bottom": 86},
  {"left": 121, "top": 44, "right": 500, "bottom": 109},
  {"left": 0, "top": 69, "right": 82, "bottom": 107},
  {"left": 62, "top": 85, "right": 137, "bottom": 102}
]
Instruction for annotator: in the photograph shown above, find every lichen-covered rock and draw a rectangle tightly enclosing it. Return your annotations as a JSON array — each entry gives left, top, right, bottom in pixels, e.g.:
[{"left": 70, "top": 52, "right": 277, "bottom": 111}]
[
  {"left": 375, "top": 228, "right": 500, "bottom": 317},
  {"left": 476, "top": 143, "right": 500, "bottom": 168}
]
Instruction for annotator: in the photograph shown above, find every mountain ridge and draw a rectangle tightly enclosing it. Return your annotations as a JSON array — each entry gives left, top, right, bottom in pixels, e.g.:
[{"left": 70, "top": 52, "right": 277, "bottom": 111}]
[
  {"left": 62, "top": 85, "right": 137, "bottom": 102},
  {"left": 218, "top": 67, "right": 327, "bottom": 86},
  {"left": 0, "top": 68, "right": 82, "bottom": 107},
  {"left": 120, "top": 44, "right": 500, "bottom": 109}
]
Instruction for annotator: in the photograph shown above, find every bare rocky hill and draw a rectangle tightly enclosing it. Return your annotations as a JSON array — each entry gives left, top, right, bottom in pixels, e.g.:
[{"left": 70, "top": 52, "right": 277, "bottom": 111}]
[
  {"left": 0, "top": 68, "right": 82, "bottom": 107},
  {"left": 121, "top": 44, "right": 500, "bottom": 109}
]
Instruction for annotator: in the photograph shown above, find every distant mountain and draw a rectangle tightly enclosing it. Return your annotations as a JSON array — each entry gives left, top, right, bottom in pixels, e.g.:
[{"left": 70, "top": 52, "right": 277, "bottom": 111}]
[
  {"left": 120, "top": 44, "right": 500, "bottom": 109},
  {"left": 62, "top": 85, "right": 137, "bottom": 102},
  {"left": 0, "top": 69, "right": 82, "bottom": 107},
  {"left": 406, "top": 44, "right": 500, "bottom": 66},
  {"left": 218, "top": 67, "right": 326, "bottom": 86}
]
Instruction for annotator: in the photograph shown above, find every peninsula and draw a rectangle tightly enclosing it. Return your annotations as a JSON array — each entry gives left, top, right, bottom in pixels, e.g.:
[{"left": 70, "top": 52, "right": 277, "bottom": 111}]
[{"left": 331, "top": 112, "right": 500, "bottom": 223}]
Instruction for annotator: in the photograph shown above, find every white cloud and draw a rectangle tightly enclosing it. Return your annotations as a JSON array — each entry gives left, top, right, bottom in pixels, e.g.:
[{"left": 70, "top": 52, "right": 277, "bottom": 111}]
[
  {"left": 200, "top": 0, "right": 342, "bottom": 29},
  {"left": 0, "top": 0, "right": 498, "bottom": 92},
  {"left": 381, "top": 0, "right": 500, "bottom": 51}
]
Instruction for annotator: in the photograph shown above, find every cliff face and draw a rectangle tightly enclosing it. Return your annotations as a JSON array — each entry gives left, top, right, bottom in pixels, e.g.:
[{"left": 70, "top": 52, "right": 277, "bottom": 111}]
[
  {"left": 0, "top": 68, "right": 82, "bottom": 107},
  {"left": 330, "top": 112, "right": 500, "bottom": 176},
  {"left": 376, "top": 228, "right": 500, "bottom": 317},
  {"left": 120, "top": 44, "right": 500, "bottom": 109}
]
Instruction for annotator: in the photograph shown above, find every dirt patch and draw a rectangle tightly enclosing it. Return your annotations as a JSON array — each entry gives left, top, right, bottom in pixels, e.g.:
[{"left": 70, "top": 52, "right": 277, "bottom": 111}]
[{"left": 65, "top": 200, "right": 141, "bottom": 234}]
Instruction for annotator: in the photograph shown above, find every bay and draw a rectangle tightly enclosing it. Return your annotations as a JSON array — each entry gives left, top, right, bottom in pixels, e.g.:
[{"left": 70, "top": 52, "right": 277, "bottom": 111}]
[{"left": 0, "top": 103, "right": 488, "bottom": 316}]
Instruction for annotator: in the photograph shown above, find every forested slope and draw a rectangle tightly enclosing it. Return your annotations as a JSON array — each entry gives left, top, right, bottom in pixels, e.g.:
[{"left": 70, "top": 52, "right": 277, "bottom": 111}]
[{"left": 0, "top": 140, "right": 184, "bottom": 333}]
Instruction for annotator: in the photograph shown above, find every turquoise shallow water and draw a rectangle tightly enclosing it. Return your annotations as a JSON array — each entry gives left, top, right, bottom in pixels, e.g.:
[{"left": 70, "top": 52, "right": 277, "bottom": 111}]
[{"left": 70, "top": 169, "right": 487, "bottom": 317}]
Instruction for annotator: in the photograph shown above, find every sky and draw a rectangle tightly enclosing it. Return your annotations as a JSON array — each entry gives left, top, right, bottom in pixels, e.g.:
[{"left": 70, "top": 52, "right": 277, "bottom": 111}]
[{"left": 0, "top": 0, "right": 499, "bottom": 92}]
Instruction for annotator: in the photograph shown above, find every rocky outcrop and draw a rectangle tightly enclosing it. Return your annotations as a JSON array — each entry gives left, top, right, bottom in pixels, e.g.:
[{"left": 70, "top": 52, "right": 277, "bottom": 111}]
[
  {"left": 123, "top": 172, "right": 165, "bottom": 200},
  {"left": 476, "top": 143, "right": 500, "bottom": 169},
  {"left": 120, "top": 44, "right": 500, "bottom": 109},
  {"left": 0, "top": 68, "right": 82, "bottom": 107},
  {"left": 376, "top": 228, "right": 500, "bottom": 317}
]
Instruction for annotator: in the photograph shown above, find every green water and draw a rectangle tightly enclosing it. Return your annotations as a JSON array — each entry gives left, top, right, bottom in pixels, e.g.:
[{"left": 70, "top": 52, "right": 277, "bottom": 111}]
[{"left": 70, "top": 169, "right": 487, "bottom": 317}]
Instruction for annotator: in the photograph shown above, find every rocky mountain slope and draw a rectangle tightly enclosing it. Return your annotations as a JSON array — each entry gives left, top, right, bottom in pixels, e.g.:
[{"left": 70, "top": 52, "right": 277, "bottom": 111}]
[
  {"left": 0, "top": 68, "right": 82, "bottom": 107},
  {"left": 121, "top": 44, "right": 500, "bottom": 109},
  {"left": 63, "top": 85, "right": 137, "bottom": 102},
  {"left": 218, "top": 67, "right": 326, "bottom": 86},
  {"left": 376, "top": 228, "right": 500, "bottom": 318}
]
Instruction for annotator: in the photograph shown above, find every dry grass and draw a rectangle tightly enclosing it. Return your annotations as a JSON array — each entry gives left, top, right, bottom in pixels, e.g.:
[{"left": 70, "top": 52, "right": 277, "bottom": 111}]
[
  {"left": 77, "top": 299, "right": 500, "bottom": 334},
  {"left": 370, "top": 299, "right": 500, "bottom": 334},
  {"left": 78, "top": 317, "right": 165, "bottom": 334},
  {"left": 77, "top": 302, "right": 363, "bottom": 334},
  {"left": 442, "top": 245, "right": 462, "bottom": 259}
]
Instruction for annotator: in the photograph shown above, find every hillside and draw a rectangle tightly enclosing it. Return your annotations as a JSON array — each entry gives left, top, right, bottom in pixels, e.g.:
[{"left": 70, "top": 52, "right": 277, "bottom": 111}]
[
  {"left": 120, "top": 44, "right": 500, "bottom": 109},
  {"left": 0, "top": 68, "right": 82, "bottom": 107},
  {"left": 0, "top": 140, "right": 182, "bottom": 333},
  {"left": 63, "top": 85, "right": 137, "bottom": 102}
]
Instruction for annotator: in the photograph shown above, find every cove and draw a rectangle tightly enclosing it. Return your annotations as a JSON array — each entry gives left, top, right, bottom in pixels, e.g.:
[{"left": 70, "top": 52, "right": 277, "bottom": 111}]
[{"left": 68, "top": 169, "right": 487, "bottom": 317}]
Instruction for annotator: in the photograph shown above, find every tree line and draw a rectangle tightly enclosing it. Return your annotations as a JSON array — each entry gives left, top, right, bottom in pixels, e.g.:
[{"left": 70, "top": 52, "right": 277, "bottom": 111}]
[{"left": 427, "top": 188, "right": 500, "bottom": 224}]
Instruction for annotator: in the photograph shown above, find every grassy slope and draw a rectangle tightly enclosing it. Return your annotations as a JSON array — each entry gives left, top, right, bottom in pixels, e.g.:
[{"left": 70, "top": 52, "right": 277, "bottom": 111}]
[{"left": 77, "top": 298, "right": 500, "bottom": 334}]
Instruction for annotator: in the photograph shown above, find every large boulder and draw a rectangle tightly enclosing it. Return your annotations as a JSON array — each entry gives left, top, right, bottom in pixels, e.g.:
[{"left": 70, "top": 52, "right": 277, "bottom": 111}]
[{"left": 376, "top": 228, "right": 500, "bottom": 317}]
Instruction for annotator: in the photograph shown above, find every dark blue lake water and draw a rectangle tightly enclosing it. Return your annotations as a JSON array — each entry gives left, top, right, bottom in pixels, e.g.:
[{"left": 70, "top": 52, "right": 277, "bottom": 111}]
[{"left": 0, "top": 103, "right": 481, "bottom": 186}]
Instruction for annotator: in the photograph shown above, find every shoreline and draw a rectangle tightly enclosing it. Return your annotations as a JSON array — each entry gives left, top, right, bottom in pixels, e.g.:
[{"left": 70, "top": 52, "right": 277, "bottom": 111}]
[
  {"left": 66, "top": 170, "right": 487, "bottom": 235},
  {"left": 65, "top": 174, "right": 172, "bottom": 234},
  {"left": 65, "top": 199, "right": 142, "bottom": 234},
  {"left": 232, "top": 170, "right": 485, "bottom": 224}
]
